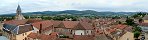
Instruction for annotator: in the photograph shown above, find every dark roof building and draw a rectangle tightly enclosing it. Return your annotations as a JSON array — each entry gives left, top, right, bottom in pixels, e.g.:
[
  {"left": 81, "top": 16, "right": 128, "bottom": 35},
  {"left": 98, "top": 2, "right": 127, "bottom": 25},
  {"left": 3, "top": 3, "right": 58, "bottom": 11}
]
[{"left": 3, "top": 19, "right": 42, "bottom": 35}]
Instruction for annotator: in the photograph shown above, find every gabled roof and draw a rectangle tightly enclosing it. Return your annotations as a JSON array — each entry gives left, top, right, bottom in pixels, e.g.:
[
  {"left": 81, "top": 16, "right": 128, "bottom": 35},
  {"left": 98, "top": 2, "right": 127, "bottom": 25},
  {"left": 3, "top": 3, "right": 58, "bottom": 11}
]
[
  {"left": 32, "top": 20, "right": 53, "bottom": 31},
  {"left": 3, "top": 20, "right": 27, "bottom": 26},
  {"left": 27, "top": 32, "right": 57, "bottom": 40},
  {"left": 18, "top": 25, "right": 33, "bottom": 34},
  {"left": 73, "top": 23, "right": 85, "bottom": 30},
  {"left": 79, "top": 18, "right": 91, "bottom": 23},
  {"left": 115, "top": 24, "right": 127, "bottom": 30},
  {"left": 73, "top": 22, "right": 94, "bottom": 30},
  {"left": 139, "top": 23, "right": 148, "bottom": 27},
  {"left": 62, "top": 21, "right": 79, "bottom": 29},
  {"left": 73, "top": 35, "right": 94, "bottom": 40},
  {"left": 95, "top": 34, "right": 112, "bottom": 40},
  {"left": 3, "top": 19, "right": 42, "bottom": 26},
  {"left": 52, "top": 21, "right": 62, "bottom": 28},
  {"left": 143, "top": 15, "right": 148, "bottom": 20},
  {"left": 3, "top": 24, "right": 33, "bottom": 34},
  {"left": 3, "top": 19, "right": 42, "bottom": 35}
]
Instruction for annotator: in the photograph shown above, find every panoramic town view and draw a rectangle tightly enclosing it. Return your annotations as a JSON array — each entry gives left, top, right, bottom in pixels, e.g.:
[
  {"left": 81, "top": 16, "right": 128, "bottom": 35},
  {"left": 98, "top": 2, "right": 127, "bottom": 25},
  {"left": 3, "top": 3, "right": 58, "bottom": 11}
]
[{"left": 0, "top": 0, "right": 148, "bottom": 40}]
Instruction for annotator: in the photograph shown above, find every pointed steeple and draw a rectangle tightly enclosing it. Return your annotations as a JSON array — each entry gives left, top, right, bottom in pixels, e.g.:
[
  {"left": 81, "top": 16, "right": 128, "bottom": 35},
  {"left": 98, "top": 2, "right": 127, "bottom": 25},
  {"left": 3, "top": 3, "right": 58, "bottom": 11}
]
[
  {"left": 16, "top": 4, "right": 22, "bottom": 15},
  {"left": 15, "top": 4, "right": 25, "bottom": 20},
  {"left": 17, "top": 5, "right": 21, "bottom": 11}
]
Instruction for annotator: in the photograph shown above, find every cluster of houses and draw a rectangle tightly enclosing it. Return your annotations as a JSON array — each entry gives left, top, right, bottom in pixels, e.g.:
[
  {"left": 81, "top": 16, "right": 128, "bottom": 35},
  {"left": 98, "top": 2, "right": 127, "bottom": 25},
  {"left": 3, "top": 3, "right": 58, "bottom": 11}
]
[
  {"left": 3, "top": 4, "right": 148, "bottom": 40},
  {"left": 0, "top": 17, "right": 137, "bottom": 40}
]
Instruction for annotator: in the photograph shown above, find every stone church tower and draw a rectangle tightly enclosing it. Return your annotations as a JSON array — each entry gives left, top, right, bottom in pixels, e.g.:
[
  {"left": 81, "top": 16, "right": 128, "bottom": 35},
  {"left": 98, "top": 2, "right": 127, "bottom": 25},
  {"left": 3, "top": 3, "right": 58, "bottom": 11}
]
[{"left": 15, "top": 5, "right": 25, "bottom": 20}]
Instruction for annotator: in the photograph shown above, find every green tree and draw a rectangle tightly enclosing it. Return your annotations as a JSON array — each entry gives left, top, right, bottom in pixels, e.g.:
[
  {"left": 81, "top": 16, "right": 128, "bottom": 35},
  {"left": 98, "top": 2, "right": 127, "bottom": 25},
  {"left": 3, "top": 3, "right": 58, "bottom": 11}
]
[
  {"left": 134, "top": 31, "right": 140, "bottom": 38},
  {"left": 139, "top": 18, "right": 143, "bottom": 23},
  {"left": 125, "top": 18, "right": 135, "bottom": 26},
  {"left": 134, "top": 27, "right": 142, "bottom": 32},
  {"left": 112, "top": 16, "right": 120, "bottom": 19}
]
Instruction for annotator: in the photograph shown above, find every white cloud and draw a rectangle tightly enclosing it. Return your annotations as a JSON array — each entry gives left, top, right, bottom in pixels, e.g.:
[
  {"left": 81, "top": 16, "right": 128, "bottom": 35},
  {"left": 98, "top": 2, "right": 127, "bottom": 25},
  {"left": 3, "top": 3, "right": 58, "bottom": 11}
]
[{"left": 0, "top": 0, "right": 148, "bottom": 14}]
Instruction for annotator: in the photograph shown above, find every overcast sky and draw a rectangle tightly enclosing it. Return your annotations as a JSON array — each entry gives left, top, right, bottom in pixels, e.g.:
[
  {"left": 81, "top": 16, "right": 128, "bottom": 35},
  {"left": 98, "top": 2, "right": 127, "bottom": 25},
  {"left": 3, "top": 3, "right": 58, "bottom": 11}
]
[{"left": 0, "top": 0, "right": 148, "bottom": 14}]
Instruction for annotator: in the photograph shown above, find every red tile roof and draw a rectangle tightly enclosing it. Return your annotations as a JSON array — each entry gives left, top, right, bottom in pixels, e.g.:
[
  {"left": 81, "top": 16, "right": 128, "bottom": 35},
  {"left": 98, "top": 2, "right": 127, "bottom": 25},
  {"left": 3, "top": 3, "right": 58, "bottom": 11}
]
[
  {"left": 139, "top": 23, "right": 148, "bottom": 26},
  {"left": 3, "top": 19, "right": 43, "bottom": 25},
  {"left": 50, "top": 32, "right": 58, "bottom": 36},
  {"left": 62, "top": 21, "right": 79, "bottom": 29},
  {"left": 27, "top": 32, "right": 57, "bottom": 40},
  {"left": 115, "top": 24, "right": 127, "bottom": 30},
  {"left": 78, "top": 22, "right": 94, "bottom": 30},
  {"left": 27, "top": 33, "right": 38, "bottom": 39},
  {"left": 52, "top": 21, "right": 62, "bottom": 27},
  {"left": 95, "top": 29, "right": 103, "bottom": 35},
  {"left": 32, "top": 20, "right": 53, "bottom": 31},
  {"left": 107, "top": 29, "right": 116, "bottom": 33},
  {"left": 73, "top": 35, "right": 95, "bottom": 40},
  {"left": 79, "top": 18, "right": 91, "bottom": 23},
  {"left": 124, "top": 26, "right": 133, "bottom": 32},
  {"left": 3, "top": 20, "right": 27, "bottom": 25}
]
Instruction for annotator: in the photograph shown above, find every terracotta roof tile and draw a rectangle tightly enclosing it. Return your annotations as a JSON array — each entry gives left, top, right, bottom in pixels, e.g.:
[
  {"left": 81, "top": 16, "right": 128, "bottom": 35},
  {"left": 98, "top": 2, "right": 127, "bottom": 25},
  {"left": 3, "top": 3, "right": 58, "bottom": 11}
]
[
  {"left": 78, "top": 22, "right": 94, "bottom": 30},
  {"left": 3, "top": 19, "right": 42, "bottom": 26},
  {"left": 27, "top": 32, "right": 57, "bottom": 40},
  {"left": 115, "top": 24, "right": 127, "bottom": 30},
  {"left": 139, "top": 23, "right": 148, "bottom": 26},
  {"left": 3, "top": 20, "right": 27, "bottom": 25},
  {"left": 107, "top": 29, "right": 116, "bottom": 33},
  {"left": 62, "top": 21, "right": 79, "bottom": 28},
  {"left": 124, "top": 26, "right": 133, "bottom": 32},
  {"left": 52, "top": 21, "right": 62, "bottom": 27},
  {"left": 143, "top": 15, "right": 148, "bottom": 20},
  {"left": 73, "top": 35, "right": 94, "bottom": 40},
  {"left": 32, "top": 20, "right": 53, "bottom": 31}
]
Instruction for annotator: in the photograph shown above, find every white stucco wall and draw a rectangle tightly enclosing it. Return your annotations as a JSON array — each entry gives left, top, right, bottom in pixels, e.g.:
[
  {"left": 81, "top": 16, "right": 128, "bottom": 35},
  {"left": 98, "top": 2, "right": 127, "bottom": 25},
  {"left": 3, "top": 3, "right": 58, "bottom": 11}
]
[
  {"left": 32, "top": 26, "right": 39, "bottom": 33},
  {"left": 85, "top": 30, "right": 92, "bottom": 35},
  {"left": 74, "top": 30, "right": 85, "bottom": 35},
  {"left": 73, "top": 30, "right": 93, "bottom": 35}
]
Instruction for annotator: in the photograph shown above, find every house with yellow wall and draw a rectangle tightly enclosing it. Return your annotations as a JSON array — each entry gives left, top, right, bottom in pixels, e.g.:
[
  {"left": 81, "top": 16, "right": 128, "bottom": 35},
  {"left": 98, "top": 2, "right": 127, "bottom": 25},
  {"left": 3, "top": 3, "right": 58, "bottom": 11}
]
[
  {"left": 118, "top": 32, "right": 134, "bottom": 40},
  {"left": 2, "top": 20, "right": 37, "bottom": 40},
  {"left": 143, "top": 15, "right": 148, "bottom": 23}
]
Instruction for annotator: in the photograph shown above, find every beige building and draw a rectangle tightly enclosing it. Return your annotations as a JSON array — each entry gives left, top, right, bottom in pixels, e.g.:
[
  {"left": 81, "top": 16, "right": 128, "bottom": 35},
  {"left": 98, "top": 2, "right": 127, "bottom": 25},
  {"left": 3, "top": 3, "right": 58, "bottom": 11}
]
[
  {"left": 118, "top": 32, "right": 134, "bottom": 40},
  {"left": 143, "top": 15, "right": 148, "bottom": 23},
  {"left": 0, "top": 22, "right": 3, "bottom": 30},
  {"left": 2, "top": 21, "right": 33, "bottom": 40}
]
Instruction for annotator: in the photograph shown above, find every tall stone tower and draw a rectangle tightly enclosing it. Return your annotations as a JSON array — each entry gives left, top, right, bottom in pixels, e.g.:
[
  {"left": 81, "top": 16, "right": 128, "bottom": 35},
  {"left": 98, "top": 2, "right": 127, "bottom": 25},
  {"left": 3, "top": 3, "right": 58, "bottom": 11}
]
[{"left": 15, "top": 5, "right": 25, "bottom": 20}]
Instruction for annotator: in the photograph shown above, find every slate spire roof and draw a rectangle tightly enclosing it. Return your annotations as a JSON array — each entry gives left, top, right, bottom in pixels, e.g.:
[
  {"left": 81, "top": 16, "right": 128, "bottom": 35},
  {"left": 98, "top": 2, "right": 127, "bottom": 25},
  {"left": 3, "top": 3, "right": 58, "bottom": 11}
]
[{"left": 17, "top": 5, "right": 21, "bottom": 12}]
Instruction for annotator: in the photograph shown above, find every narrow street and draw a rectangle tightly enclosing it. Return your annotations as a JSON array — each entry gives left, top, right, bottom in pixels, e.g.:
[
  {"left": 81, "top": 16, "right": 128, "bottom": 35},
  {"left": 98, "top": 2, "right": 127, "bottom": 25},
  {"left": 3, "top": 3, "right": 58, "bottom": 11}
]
[{"left": 144, "top": 32, "right": 148, "bottom": 40}]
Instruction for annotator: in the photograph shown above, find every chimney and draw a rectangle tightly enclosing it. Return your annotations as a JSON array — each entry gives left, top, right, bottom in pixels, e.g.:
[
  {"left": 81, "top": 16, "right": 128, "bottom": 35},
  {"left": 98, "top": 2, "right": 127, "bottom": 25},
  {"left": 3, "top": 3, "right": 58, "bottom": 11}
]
[{"left": 39, "top": 24, "right": 42, "bottom": 34}]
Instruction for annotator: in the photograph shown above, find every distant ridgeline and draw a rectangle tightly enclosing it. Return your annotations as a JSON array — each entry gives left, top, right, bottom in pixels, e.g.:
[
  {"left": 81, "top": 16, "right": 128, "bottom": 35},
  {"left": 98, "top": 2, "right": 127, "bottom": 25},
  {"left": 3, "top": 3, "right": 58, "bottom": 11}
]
[
  {"left": 0, "top": 10, "right": 139, "bottom": 17},
  {"left": 0, "top": 10, "right": 146, "bottom": 21}
]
